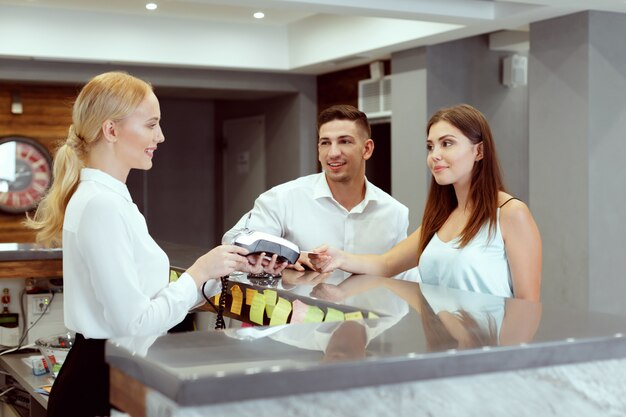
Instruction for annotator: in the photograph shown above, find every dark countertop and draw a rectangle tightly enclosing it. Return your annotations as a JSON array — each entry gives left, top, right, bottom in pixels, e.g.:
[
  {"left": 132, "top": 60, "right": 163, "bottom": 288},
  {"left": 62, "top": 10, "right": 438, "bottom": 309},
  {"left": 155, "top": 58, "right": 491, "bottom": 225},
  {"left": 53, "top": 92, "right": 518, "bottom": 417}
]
[
  {"left": 105, "top": 270, "right": 626, "bottom": 407},
  {"left": 0, "top": 243, "right": 61, "bottom": 261},
  {"left": 157, "top": 241, "right": 209, "bottom": 272}
]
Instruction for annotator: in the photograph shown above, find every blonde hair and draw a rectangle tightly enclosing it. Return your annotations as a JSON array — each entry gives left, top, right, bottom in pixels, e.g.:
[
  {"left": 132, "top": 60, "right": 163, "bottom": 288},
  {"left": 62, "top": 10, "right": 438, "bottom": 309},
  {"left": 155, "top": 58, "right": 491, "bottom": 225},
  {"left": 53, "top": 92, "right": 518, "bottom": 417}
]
[{"left": 26, "top": 72, "right": 152, "bottom": 246}]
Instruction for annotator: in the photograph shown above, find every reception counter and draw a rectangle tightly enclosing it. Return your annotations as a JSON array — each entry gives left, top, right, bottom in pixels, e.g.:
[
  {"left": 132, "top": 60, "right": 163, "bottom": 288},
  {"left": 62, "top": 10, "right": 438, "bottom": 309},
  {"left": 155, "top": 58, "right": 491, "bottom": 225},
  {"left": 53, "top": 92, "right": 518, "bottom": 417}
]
[
  {"left": 0, "top": 242, "right": 62, "bottom": 279},
  {"left": 0, "top": 240, "right": 194, "bottom": 280},
  {"left": 106, "top": 270, "right": 626, "bottom": 417}
]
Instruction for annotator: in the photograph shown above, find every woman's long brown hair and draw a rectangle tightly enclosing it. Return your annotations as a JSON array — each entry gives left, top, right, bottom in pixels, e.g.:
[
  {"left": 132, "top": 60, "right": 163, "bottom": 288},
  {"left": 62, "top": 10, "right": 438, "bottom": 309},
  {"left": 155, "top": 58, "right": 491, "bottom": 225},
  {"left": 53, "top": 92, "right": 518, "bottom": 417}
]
[{"left": 417, "top": 104, "right": 505, "bottom": 264}]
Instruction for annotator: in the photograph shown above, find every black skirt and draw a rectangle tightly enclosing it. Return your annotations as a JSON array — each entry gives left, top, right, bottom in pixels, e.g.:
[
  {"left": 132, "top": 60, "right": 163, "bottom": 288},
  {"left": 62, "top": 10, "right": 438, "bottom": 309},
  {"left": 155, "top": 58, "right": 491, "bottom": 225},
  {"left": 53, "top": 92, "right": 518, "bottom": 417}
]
[{"left": 47, "top": 333, "right": 110, "bottom": 417}]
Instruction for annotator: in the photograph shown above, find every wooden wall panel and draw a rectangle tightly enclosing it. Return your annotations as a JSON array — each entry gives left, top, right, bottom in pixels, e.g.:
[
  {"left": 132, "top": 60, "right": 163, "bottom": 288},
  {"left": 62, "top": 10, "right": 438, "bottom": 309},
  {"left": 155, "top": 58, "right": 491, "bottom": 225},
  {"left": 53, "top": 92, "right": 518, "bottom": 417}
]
[
  {"left": 316, "top": 61, "right": 391, "bottom": 114},
  {"left": 315, "top": 61, "right": 392, "bottom": 185},
  {"left": 0, "top": 82, "right": 78, "bottom": 243}
]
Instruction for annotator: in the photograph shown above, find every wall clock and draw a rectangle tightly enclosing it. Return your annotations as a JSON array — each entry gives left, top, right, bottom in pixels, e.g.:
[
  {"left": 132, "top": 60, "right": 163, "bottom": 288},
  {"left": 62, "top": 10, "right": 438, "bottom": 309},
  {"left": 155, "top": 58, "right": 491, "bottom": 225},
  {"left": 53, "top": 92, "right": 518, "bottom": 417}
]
[{"left": 0, "top": 136, "right": 53, "bottom": 214}]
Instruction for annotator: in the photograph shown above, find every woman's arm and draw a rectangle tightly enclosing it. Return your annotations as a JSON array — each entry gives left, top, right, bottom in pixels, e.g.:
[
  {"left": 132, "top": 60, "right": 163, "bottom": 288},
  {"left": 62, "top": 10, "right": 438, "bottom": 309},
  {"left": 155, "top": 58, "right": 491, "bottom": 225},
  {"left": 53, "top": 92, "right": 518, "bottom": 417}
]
[
  {"left": 500, "top": 200, "right": 542, "bottom": 302},
  {"left": 310, "top": 226, "right": 422, "bottom": 277},
  {"left": 78, "top": 196, "right": 196, "bottom": 336},
  {"left": 499, "top": 298, "right": 542, "bottom": 346}
]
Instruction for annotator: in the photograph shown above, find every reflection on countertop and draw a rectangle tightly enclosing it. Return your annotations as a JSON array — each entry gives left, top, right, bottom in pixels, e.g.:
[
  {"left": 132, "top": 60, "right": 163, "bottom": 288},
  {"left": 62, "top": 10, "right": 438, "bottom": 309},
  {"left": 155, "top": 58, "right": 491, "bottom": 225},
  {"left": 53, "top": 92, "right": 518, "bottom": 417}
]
[{"left": 106, "top": 269, "right": 626, "bottom": 409}]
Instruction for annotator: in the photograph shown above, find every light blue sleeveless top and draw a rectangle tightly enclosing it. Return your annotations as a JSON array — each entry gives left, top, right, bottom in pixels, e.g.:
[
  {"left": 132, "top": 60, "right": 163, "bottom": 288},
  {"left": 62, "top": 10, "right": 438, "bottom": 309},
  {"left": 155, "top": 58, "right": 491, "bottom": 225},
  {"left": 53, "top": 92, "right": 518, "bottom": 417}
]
[{"left": 418, "top": 208, "right": 513, "bottom": 298}]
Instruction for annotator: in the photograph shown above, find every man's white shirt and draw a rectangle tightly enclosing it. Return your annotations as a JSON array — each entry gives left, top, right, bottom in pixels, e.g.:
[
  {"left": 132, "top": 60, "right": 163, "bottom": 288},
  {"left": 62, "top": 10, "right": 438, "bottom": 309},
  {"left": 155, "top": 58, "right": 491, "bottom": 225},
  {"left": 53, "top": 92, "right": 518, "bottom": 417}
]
[{"left": 224, "top": 173, "right": 419, "bottom": 281}]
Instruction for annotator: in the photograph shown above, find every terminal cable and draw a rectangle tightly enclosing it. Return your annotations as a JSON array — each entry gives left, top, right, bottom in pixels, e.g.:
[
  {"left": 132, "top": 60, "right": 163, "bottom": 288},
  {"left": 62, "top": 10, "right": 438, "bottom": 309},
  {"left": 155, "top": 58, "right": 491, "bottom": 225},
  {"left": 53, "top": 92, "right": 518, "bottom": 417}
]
[{"left": 201, "top": 277, "right": 229, "bottom": 330}]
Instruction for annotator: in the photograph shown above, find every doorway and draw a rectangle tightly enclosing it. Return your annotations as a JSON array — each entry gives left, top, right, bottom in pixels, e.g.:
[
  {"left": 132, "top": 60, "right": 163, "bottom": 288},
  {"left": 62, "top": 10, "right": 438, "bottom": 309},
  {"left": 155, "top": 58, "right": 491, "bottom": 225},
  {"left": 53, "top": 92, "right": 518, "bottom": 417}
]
[
  {"left": 222, "top": 116, "right": 266, "bottom": 233},
  {"left": 366, "top": 121, "right": 391, "bottom": 194}
]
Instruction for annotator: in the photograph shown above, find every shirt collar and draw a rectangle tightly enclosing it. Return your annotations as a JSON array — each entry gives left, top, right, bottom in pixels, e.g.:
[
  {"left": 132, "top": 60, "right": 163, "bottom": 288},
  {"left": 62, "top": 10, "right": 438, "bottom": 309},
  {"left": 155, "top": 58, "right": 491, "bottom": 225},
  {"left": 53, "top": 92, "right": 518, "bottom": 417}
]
[
  {"left": 312, "top": 173, "right": 379, "bottom": 212},
  {"left": 362, "top": 178, "right": 378, "bottom": 203},
  {"left": 312, "top": 173, "right": 334, "bottom": 200},
  {"left": 80, "top": 168, "right": 133, "bottom": 202}
]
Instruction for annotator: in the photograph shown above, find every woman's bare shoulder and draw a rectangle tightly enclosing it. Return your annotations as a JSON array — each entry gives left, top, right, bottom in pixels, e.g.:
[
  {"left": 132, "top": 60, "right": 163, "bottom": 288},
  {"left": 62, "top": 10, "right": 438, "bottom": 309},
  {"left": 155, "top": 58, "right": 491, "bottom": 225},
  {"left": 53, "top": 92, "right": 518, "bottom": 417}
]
[{"left": 497, "top": 192, "right": 533, "bottom": 227}]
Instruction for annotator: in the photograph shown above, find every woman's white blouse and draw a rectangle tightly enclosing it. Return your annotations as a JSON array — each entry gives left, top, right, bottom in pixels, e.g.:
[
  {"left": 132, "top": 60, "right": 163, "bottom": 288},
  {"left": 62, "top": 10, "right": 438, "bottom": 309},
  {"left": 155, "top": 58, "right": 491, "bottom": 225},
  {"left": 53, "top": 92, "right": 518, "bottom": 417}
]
[{"left": 62, "top": 168, "right": 217, "bottom": 339}]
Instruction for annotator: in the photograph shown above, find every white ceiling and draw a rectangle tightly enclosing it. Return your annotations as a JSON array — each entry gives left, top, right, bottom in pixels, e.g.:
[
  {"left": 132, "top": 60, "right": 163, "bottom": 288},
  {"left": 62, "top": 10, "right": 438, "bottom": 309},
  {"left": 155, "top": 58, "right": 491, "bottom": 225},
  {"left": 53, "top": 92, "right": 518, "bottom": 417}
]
[{"left": 0, "top": 0, "right": 625, "bottom": 74}]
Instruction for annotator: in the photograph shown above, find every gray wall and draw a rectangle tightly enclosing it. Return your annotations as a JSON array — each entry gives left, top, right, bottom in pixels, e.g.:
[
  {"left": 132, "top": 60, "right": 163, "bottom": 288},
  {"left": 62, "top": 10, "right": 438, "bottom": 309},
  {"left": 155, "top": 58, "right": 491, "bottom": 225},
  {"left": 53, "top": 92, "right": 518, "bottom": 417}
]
[
  {"left": 264, "top": 93, "right": 318, "bottom": 187},
  {"left": 529, "top": 13, "right": 590, "bottom": 311},
  {"left": 391, "top": 47, "right": 429, "bottom": 231},
  {"left": 588, "top": 11, "right": 626, "bottom": 314},
  {"left": 530, "top": 11, "right": 626, "bottom": 314},
  {"left": 216, "top": 93, "right": 318, "bottom": 190},
  {"left": 143, "top": 98, "right": 216, "bottom": 247},
  {"left": 427, "top": 35, "right": 529, "bottom": 204}
]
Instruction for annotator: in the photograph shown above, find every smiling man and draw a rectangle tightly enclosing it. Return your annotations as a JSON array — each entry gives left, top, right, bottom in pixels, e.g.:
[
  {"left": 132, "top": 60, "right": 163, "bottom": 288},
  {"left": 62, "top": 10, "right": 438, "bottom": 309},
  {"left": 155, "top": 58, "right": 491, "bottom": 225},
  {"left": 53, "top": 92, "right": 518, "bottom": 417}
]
[{"left": 223, "top": 104, "right": 417, "bottom": 279}]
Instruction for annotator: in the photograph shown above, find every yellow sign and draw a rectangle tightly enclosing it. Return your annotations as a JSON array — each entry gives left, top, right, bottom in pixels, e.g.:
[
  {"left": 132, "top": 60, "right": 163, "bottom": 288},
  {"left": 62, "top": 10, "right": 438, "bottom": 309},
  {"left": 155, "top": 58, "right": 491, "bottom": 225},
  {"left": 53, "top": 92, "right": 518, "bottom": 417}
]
[
  {"left": 269, "top": 297, "right": 292, "bottom": 326},
  {"left": 324, "top": 308, "right": 345, "bottom": 322},
  {"left": 304, "top": 306, "right": 324, "bottom": 323},
  {"left": 230, "top": 285, "right": 243, "bottom": 315},
  {"left": 249, "top": 292, "right": 266, "bottom": 325},
  {"left": 264, "top": 290, "right": 278, "bottom": 317},
  {"left": 345, "top": 311, "right": 364, "bottom": 321}
]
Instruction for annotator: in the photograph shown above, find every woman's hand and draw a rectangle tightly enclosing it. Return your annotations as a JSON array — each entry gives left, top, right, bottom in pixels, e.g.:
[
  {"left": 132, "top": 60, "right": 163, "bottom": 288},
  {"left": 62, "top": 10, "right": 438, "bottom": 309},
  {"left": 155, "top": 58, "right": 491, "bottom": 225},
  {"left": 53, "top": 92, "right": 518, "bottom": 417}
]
[
  {"left": 282, "top": 270, "right": 330, "bottom": 286},
  {"left": 243, "top": 252, "right": 288, "bottom": 276},
  {"left": 187, "top": 245, "right": 250, "bottom": 287},
  {"left": 311, "top": 283, "right": 347, "bottom": 303},
  {"left": 308, "top": 245, "right": 344, "bottom": 273}
]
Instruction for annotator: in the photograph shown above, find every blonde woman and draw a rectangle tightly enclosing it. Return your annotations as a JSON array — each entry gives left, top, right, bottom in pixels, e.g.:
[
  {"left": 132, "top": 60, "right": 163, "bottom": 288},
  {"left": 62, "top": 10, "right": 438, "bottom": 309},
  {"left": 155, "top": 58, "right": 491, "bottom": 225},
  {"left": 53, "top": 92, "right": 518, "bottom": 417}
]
[{"left": 27, "top": 72, "right": 284, "bottom": 417}]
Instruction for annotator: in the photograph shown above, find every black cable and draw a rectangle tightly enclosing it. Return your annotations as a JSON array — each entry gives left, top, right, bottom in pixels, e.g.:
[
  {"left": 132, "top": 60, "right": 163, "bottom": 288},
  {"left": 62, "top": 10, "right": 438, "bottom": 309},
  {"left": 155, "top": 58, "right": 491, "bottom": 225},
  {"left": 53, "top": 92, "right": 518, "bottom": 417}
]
[
  {"left": 216, "top": 276, "right": 229, "bottom": 330},
  {"left": 201, "top": 277, "right": 229, "bottom": 330},
  {"left": 201, "top": 282, "right": 218, "bottom": 312}
]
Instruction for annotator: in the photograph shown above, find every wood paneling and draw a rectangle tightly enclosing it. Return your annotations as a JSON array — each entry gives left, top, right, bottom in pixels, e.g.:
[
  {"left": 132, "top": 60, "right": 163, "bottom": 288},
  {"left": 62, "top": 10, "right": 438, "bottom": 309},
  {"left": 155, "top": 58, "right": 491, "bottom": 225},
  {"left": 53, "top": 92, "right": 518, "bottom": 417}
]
[
  {"left": 316, "top": 61, "right": 392, "bottom": 190},
  {"left": 110, "top": 367, "right": 147, "bottom": 417},
  {"left": 0, "top": 259, "right": 62, "bottom": 278},
  {"left": 316, "top": 61, "right": 391, "bottom": 114},
  {"left": 0, "top": 82, "right": 78, "bottom": 243}
]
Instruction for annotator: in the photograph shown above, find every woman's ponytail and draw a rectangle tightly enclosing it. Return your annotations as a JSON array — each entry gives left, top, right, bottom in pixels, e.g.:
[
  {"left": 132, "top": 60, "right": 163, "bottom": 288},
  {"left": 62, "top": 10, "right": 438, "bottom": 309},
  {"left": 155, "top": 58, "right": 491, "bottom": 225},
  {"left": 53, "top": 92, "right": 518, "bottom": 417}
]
[{"left": 25, "top": 125, "right": 85, "bottom": 246}]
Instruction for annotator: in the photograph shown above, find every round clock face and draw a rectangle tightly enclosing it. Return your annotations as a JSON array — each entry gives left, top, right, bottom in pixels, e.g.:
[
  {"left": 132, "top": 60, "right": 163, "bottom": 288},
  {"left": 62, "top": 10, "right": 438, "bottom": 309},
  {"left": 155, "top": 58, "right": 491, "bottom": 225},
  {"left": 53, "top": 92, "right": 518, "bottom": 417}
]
[{"left": 0, "top": 136, "right": 53, "bottom": 214}]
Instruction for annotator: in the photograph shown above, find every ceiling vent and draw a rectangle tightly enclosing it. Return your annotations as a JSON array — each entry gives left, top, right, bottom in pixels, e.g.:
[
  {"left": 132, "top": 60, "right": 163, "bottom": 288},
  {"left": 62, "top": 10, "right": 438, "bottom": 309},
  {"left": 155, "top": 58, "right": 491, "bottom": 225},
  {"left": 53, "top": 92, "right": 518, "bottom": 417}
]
[{"left": 358, "top": 75, "right": 392, "bottom": 120}]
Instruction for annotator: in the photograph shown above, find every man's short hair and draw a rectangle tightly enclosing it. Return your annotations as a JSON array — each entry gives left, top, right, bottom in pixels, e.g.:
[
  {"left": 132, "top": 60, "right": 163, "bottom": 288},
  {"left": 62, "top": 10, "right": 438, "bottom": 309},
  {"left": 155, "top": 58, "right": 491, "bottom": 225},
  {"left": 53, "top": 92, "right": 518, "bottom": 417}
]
[{"left": 317, "top": 104, "right": 371, "bottom": 139}]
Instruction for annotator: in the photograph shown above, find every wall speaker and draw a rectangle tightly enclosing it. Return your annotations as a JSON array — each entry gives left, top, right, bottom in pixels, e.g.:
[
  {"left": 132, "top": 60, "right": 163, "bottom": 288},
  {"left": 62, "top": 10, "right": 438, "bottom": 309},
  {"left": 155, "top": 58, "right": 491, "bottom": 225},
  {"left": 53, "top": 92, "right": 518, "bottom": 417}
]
[
  {"left": 502, "top": 54, "right": 528, "bottom": 88},
  {"left": 11, "top": 92, "right": 23, "bottom": 114},
  {"left": 369, "top": 61, "right": 384, "bottom": 80}
]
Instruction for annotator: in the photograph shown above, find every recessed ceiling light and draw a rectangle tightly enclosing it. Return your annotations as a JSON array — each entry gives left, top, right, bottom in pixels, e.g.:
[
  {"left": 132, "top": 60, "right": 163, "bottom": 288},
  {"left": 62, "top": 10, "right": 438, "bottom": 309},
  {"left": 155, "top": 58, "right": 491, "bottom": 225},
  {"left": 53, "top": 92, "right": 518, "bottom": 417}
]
[
  {"left": 146, "top": 3, "right": 158, "bottom": 11},
  {"left": 253, "top": 11, "right": 265, "bottom": 19}
]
